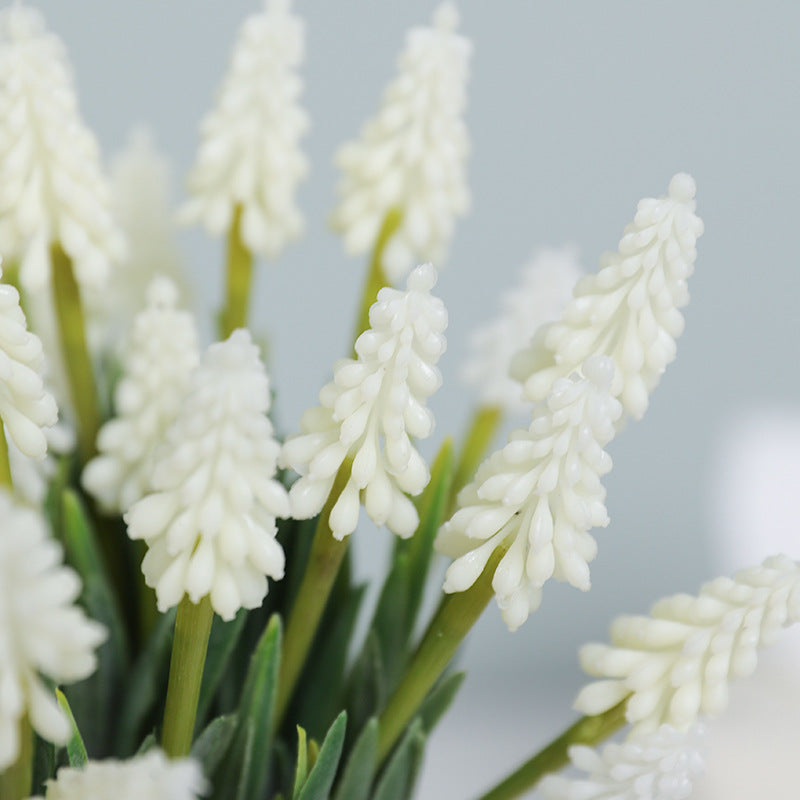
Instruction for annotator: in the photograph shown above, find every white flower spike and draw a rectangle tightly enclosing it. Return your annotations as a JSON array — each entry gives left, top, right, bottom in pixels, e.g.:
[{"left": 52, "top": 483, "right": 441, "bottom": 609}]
[
  {"left": 462, "top": 246, "right": 583, "bottom": 412},
  {"left": 180, "top": 0, "right": 309, "bottom": 257},
  {"left": 30, "top": 749, "right": 208, "bottom": 800},
  {"left": 511, "top": 175, "right": 703, "bottom": 420},
  {"left": 575, "top": 555, "right": 800, "bottom": 734},
  {"left": 0, "top": 4, "right": 125, "bottom": 292},
  {"left": 331, "top": 3, "right": 471, "bottom": 282},
  {"left": 0, "top": 265, "right": 58, "bottom": 459},
  {"left": 82, "top": 277, "right": 200, "bottom": 514},
  {"left": 540, "top": 724, "right": 704, "bottom": 800},
  {"left": 282, "top": 263, "right": 447, "bottom": 539},
  {"left": 0, "top": 490, "right": 106, "bottom": 771},
  {"left": 125, "top": 329, "right": 290, "bottom": 622},
  {"left": 436, "top": 356, "right": 622, "bottom": 631}
]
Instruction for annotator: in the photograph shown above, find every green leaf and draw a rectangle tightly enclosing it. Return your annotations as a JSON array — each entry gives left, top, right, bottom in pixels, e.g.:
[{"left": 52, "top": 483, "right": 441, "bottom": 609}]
[
  {"left": 191, "top": 715, "right": 237, "bottom": 778},
  {"left": 372, "top": 720, "right": 426, "bottom": 800},
  {"left": 136, "top": 732, "right": 158, "bottom": 755},
  {"left": 371, "top": 554, "right": 411, "bottom": 693},
  {"left": 333, "top": 718, "right": 378, "bottom": 800},
  {"left": 345, "top": 632, "right": 385, "bottom": 738},
  {"left": 55, "top": 690, "right": 88, "bottom": 767},
  {"left": 292, "top": 726, "right": 309, "bottom": 799},
  {"left": 30, "top": 733, "right": 56, "bottom": 797},
  {"left": 116, "top": 607, "right": 177, "bottom": 755},
  {"left": 211, "top": 615, "right": 282, "bottom": 800},
  {"left": 196, "top": 608, "right": 248, "bottom": 725},
  {"left": 296, "top": 711, "right": 346, "bottom": 800},
  {"left": 416, "top": 671, "right": 465, "bottom": 734}
]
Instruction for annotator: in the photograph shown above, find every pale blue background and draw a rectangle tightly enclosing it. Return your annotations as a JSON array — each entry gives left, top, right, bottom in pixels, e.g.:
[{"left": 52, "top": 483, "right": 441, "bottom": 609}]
[{"left": 35, "top": 1, "right": 800, "bottom": 796}]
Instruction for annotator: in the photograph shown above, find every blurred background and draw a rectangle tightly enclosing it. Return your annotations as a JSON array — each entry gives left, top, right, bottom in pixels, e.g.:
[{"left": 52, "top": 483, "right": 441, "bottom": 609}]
[{"left": 40, "top": 1, "right": 800, "bottom": 796}]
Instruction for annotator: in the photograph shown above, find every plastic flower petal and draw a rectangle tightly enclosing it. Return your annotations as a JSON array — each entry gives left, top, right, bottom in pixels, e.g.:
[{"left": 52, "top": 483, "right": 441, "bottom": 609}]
[
  {"left": 125, "top": 329, "right": 289, "bottom": 621},
  {"left": 282, "top": 263, "right": 447, "bottom": 539},
  {"left": 436, "top": 356, "right": 622, "bottom": 631},
  {"left": 540, "top": 724, "right": 704, "bottom": 800},
  {"left": 9, "top": 420, "right": 73, "bottom": 508},
  {"left": 575, "top": 555, "right": 800, "bottom": 734},
  {"left": 0, "top": 489, "right": 106, "bottom": 770},
  {"left": 180, "top": 0, "right": 309, "bottom": 257},
  {"left": 0, "top": 4, "right": 125, "bottom": 292},
  {"left": 331, "top": 3, "right": 471, "bottom": 282},
  {"left": 0, "top": 265, "right": 58, "bottom": 458},
  {"left": 461, "top": 246, "right": 583, "bottom": 412},
  {"left": 511, "top": 175, "right": 703, "bottom": 420},
  {"left": 82, "top": 277, "right": 199, "bottom": 514},
  {"left": 31, "top": 749, "right": 208, "bottom": 800}
]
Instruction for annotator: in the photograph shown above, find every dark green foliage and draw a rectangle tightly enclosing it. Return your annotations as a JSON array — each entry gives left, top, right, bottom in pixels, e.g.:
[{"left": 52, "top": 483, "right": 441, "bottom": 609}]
[
  {"left": 56, "top": 690, "right": 88, "bottom": 767},
  {"left": 295, "top": 712, "right": 347, "bottom": 800},
  {"left": 192, "top": 715, "right": 237, "bottom": 777},
  {"left": 332, "top": 718, "right": 378, "bottom": 800},
  {"left": 373, "top": 720, "right": 426, "bottom": 800}
]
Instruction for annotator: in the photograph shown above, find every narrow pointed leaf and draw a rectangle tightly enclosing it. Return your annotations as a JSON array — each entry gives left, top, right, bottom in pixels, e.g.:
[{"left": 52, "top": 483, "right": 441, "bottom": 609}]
[
  {"left": 56, "top": 689, "right": 88, "bottom": 767},
  {"left": 30, "top": 733, "right": 56, "bottom": 797},
  {"left": 371, "top": 554, "right": 412, "bottom": 693},
  {"left": 416, "top": 671, "right": 465, "bottom": 734},
  {"left": 333, "top": 718, "right": 378, "bottom": 800},
  {"left": 191, "top": 715, "right": 237, "bottom": 777},
  {"left": 372, "top": 720, "right": 426, "bottom": 800},
  {"left": 346, "top": 632, "right": 385, "bottom": 737},
  {"left": 297, "top": 711, "right": 347, "bottom": 800},
  {"left": 292, "top": 726, "right": 309, "bottom": 799}
]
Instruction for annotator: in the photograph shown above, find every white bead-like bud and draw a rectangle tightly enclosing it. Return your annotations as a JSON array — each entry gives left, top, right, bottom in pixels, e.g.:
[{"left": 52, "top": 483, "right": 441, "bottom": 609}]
[
  {"left": 436, "top": 356, "right": 622, "bottom": 631},
  {"left": 125, "top": 330, "right": 289, "bottom": 621},
  {"left": 282, "top": 263, "right": 447, "bottom": 539},
  {"left": 331, "top": 3, "right": 471, "bottom": 282},
  {"left": 511, "top": 175, "right": 703, "bottom": 420}
]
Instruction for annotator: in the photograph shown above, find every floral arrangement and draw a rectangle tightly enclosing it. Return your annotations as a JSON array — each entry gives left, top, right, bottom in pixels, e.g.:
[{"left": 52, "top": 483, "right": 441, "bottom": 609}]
[{"left": 0, "top": 2, "right": 794, "bottom": 799}]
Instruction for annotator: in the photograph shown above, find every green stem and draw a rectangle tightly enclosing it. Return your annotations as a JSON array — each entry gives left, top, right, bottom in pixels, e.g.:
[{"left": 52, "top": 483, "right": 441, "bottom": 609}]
[
  {"left": 377, "top": 545, "right": 507, "bottom": 763},
  {"left": 274, "top": 464, "right": 353, "bottom": 727},
  {"left": 0, "top": 714, "right": 32, "bottom": 800},
  {"left": 219, "top": 206, "right": 254, "bottom": 338},
  {"left": 162, "top": 596, "right": 214, "bottom": 758},
  {"left": 450, "top": 405, "right": 503, "bottom": 514},
  {"left": 0, "top": 425, "right": 12, "bottom": 488},
  {"left": 352, "top": 208, "right": 403, "bottom": 353},
  {"left": 51, "top": 243, "right": 101, "bottom": 463},
  {"left": 474, "top": 699, "right": 629, "bottom": 800}
]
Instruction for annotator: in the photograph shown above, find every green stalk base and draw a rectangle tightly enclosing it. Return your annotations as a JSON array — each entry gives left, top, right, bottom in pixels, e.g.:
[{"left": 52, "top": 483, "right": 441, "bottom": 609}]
[
  {"left": 162, "top": 596, "right": 214, "bottom": 758},
  {"left": 219, "top": 206, "right": 254, "bottom": 339},
  {"left": 0, "top": 425, "right": 12, "bottom": 489},
  {"left": 0, "top": 714, "right": 32, "bottom": 800}
]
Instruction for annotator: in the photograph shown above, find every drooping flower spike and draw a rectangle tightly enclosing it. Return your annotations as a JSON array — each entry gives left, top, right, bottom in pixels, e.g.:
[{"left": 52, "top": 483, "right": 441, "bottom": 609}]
[
  {"left": 540, "top": 724, "right": 704, "bottom": 800},
  {"left": 0, "top": 490, "right": 106, "bottom": 771},
  {"left": 575, "top": 555, "right": 800, "bottom": 734},
  {"left": 0, "top": 265, "right": 58, "bottom": 459},
  {"left": 436, "top": 356, "right": 622, "bottom": 631},
  {"left": 29, "top": 749, "right": 208, "bottom": 800},
  {"left": 125, "top": 329, "right": 289, "bottom": 621},
  {"left": 511, "top": 174, "right": 703, "bottom": 420},
  {"left": 331, "top": 3, "right": 471, "bottom": 282},
  {"left": 461, "top": 246, "right": 583, "bottom": 413},
  {"left": 180, "top": 0, "right": 309, "bottom": 258},
  {"left": 82, "top": 277, "right": 200, "bottom": 514},
  {"left": 282, "top": 263, "right": 448, "bottom": 539},
  {"left": 0, "top": 4, "right": 125, "bottom": 292}
]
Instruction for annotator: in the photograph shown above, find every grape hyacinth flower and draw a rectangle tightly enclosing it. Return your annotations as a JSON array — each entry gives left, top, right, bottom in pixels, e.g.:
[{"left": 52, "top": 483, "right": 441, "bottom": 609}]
[
  {"left": 0, "top": 4, "right": 125, "bottom": 292},
  {"left": 436, "top": 356, "right": 622, "bottom": 631},
  {"left": 125, "top": 329, "right": 289, "bottom": 621},
  {"left": 575, "top": 555, "right": 800, "bottom": 734},
  {"left": 282, "top": 263, "right": 447, "bottom": 539},
  {"left": 540, "top": 724, "right": 704, "bottom": 800},
  {"left": 180, "top": 0, "right": 309, "bottom": 258},
  {"left": 331, "top": 3, "right": 471, "bottom": 282},
  {"left": 82, "top": 277, "right": 199, "bottom": 514},
  {"left": 511, "top": 175, "right": 703, "bottom": 420},
  {"left": 0, "top": 266, "right": 57, "bottom": 459},
  {"left": 462, "top": 246, "right": 583, "bottom": 413},
  {"left": 0, "top": 490, "right": 106, "bottom": 770},
  {"left": 29, "top": 749, "right": 208, "bottom": 800}
]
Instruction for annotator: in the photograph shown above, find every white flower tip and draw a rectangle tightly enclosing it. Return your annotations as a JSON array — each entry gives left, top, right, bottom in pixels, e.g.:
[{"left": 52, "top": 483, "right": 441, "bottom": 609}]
[
  {"left": 668, "top": 172, "right": 696, "bottom": 203},
  {"left": 582, "top": 355, "right": 615, "bottom": 391},
  {"left": 433, "top": 2, "right": 460, "bottom": 32},
  {"left": 145, "top": 275, "right": 179, "bottom": 308},
  {"left": 0, "top": 4, "right": 44, "bottom": 40},
  {"left": 407, "top": 262, "right": 437, "bottom": 293}
]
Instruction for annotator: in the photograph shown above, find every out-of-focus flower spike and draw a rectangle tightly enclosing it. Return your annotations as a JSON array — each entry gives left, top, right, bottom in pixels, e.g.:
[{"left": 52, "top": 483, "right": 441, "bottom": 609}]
[
  {"left": 435, "top": 356, "right": 622, "bottom": 631},
  {"left": 282, "top": 263, "right": 447, "bottom": 539},
  {"left": 574, "top": 555, "right": 800, "bottom": 734},
  {"left": 540, "top": 724, "right": 704, "bottom": 800},
  {"left": 462, "top": 246, "right": 583, "bottom": 413},
  {"left": 179, "top": 0, "right": 309, "bottom": 258},
  {"left": 82, "top": 277, "right": 199, "bottom": 514},
  {"left": 0, "top": 4, "right": 125, "bottom": 293},
  {"left": 8, "top": 420, "right": 73, "bottom": 507},
  {"left": 125, "top": 329, "right": 289, "bottom": 621},
  {"left": 511, "top": 175, "right": 703, "bottom": 420},
  {"left": 331, "top": 3, "right": 471, "bottom": 282},
  {"left": 0, "top": 489, "right": 106, "bottom": 771}
]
